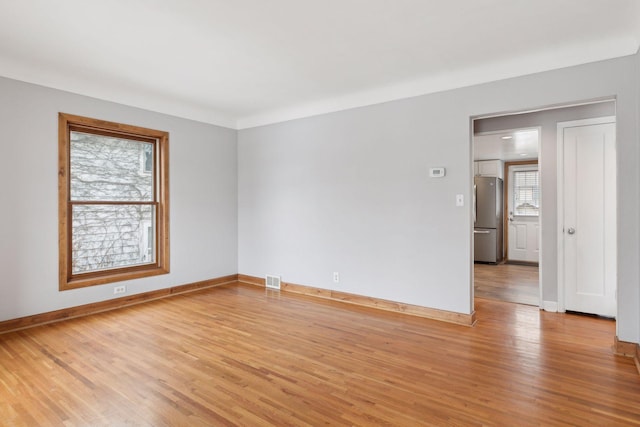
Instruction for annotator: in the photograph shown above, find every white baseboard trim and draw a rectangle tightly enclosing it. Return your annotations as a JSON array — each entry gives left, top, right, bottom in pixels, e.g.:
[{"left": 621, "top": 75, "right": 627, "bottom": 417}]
[{"left": 542, "top": 301, "right": 558, "bottom": 312}]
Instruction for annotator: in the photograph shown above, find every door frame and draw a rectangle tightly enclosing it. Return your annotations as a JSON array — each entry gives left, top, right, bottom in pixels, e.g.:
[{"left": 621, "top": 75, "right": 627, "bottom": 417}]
[
  {"left": 556, "top": 116, "right": 616, "bottom": 313},
  {"left": 503, "top": 159, "right": 540, "bottom": 265}
]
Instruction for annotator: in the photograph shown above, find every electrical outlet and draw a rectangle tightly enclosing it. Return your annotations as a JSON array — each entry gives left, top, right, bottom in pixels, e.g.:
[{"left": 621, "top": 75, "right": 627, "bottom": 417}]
[
  {"left": 333, "top": 272, "right": 340, "bottom": 283},
  {"left": 113, "top": 285, "right": 126, "bottom": 295}
]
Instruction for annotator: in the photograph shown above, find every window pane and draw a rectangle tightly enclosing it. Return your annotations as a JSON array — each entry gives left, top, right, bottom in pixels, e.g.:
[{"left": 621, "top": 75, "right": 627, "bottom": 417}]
[
  {"left": 70, "top": 131, "right": 154, "bottom": 201},
  {"left": 142, "top": 143, "right": 154, "bottom": 173},
  {"left": 513, "top": 170, "right": 539, "bottom": 216},
  {"left": 71, "top": 204, "right": 155, "bottom": 274}
]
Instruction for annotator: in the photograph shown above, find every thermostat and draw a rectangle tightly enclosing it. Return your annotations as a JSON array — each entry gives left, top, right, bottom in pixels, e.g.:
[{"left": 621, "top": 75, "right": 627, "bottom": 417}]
[{"left": 429, "top": 167, "right": 446, "bottom": 178}]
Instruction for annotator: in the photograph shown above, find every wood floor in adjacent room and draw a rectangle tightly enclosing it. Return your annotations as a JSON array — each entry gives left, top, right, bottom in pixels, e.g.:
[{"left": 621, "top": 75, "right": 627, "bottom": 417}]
[
  {"left": 474, "top": 262, "right": 539, "bottom": 306},
  {"left": 1, "top": 283, "right": 638, "bottom": 426}
]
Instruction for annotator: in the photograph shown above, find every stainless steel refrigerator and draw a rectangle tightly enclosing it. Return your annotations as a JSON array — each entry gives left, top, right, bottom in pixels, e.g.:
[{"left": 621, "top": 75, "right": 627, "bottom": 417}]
[{"left": 474, "top": 176, "right": 504, "bottom": 263}]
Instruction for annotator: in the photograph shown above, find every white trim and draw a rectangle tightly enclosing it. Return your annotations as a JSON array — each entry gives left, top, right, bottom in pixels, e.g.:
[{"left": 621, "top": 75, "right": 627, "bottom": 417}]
[
  {"left": 536, "top": 127, "right": 544, "bottom": 310},
  {"left": 469, "top": 119, "right": 475, "bottom": 313},
  {"left": 556, "top": 123, "right": 565, "bottom": 313},
  {"left": 542, "top": 301, "right": 558, "bottom": 312},
  {"left": 557, "top": 116, "right": 616, "bottom": 128},
  {"left": 556, "top": 116, "right": 616, "bottom": 314},
  {"left": 475, "top": 126, "right": 541, "bottom": 138},
  {"left": 471, "top": 97, "right": 616, "bottom": 123}
]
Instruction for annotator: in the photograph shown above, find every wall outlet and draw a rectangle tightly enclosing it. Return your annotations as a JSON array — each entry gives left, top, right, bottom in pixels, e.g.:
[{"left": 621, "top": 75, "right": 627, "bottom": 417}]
[
  {"left": 333, "top": 272, "right": 340, "bottom": 283},
  {"left": 113, "top": 285, "right": 126, "bottom": 295}
]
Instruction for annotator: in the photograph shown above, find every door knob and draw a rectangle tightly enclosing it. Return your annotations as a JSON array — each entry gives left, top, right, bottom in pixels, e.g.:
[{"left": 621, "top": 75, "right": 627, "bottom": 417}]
[{"left": 567, "top": 227, "right": 575, "bottom": 235}]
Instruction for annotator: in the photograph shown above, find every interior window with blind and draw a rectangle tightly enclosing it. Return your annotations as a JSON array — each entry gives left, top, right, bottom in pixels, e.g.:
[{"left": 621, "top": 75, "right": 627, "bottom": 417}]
[
  {"left": 513, "top": 169, "right": 539, "bottom": 216},
  {"left": 59, "top": 113, "right": 170, "bottom": 290}
]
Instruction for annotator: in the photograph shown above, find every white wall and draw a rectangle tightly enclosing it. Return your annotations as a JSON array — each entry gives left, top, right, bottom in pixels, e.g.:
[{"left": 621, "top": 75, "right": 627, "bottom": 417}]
[
  {"left": 474, "top": 101, "right": 616, "bottom": 304},
  {"left": 238, "top": 54, "right": 639, "bottom": 342},
  {"left": 0, "top": 77, "right": 238, "bottom": 322}
]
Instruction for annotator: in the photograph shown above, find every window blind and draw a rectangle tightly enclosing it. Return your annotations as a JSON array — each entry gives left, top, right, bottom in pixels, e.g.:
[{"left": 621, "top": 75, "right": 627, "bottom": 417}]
[{"left": 513, "top": 170, "right": 539, "bottom": 216}]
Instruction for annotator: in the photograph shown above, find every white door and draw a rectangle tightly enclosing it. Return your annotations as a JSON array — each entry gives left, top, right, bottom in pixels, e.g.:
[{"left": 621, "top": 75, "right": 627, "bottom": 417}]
[
  {"left": 558, "top": 117, "right": 616, "bottom": 317},
  {"left": 507, "top": 164, "right": 540, "bottom": 263}
]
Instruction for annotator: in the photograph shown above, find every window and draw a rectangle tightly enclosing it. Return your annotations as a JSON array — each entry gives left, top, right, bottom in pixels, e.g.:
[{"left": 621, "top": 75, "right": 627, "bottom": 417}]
[
  {"left": 59, "top": 113, "right": 169, "bottom": 290},
  {"left": 513, "top": 169, "right": 539, "bottom": 216}
]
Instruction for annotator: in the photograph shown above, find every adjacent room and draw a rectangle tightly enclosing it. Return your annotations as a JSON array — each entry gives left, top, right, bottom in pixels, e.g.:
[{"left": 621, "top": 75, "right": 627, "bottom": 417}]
[
  {"left": 473, "top": 125, "right": 541, "bottom": 306},
  {"left": 1, "top": 1, "right": 639, "bottom": 425},
  {"left": 472, "top": 100, "right": 618, "bottom": 311}
]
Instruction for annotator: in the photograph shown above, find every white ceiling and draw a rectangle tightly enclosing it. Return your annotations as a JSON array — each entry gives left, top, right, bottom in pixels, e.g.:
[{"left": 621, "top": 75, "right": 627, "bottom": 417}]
[
  {"left": 0, "top": 0, "right": 638, "bottom": 129},
  {"left": 474, "top": 129, "right": 539, "bottom": 161}
]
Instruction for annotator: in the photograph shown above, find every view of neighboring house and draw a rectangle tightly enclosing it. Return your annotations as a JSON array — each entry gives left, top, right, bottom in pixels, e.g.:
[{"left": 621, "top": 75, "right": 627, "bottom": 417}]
[{"left": 70, "top": 132, "right": 155, "bottom": 273}]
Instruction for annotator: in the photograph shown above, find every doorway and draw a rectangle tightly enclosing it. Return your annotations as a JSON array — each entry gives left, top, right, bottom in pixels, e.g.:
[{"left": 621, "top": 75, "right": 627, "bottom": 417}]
[
  {"left": 473, "top": 128, "right": 541, "bottom": 306},
  {"left": 505, "top": 160, "right": 539, "bottom": 264},
  {"left": 471, "top": 99, "right": 617, "bottom": 314}
]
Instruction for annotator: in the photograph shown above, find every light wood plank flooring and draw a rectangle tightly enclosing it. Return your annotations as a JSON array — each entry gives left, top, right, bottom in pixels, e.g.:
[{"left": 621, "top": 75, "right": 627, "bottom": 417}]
[
  {"left": 474, "top": 263, "right": 539, "bottom": 305},
  {"left": 1, "top": 283, "right": 638, "bottom": 426}
]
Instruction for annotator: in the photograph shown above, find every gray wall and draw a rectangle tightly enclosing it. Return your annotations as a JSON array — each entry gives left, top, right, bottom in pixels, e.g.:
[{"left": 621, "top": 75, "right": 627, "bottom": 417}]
[
  {"left": 637, "top": 48, "right": 640, "bottom": 344},
  {"left": 1, "top": 53, "right": 638, "bottom": 345},
  {"left": 238, "top": 54, "right": 639, "bottom": 343},
  {"left": 0, "top": 77, "right": 238, "bottom": 321},
  {"left": 474, "top": 101, "right": 616, "bottom": 304}
]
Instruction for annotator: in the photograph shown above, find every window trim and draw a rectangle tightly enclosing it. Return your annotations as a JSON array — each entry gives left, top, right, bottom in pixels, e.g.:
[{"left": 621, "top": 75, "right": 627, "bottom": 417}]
[{"left": 59, "top": 113, "right": 170, "bottom": 291}]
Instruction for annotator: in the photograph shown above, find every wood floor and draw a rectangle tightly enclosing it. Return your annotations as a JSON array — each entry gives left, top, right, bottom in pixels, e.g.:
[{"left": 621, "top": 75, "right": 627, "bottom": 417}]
[
  {"left": 474, "top": 263, "right": 539, "bottom": 305},
  {"left": 1, "top": 283, "right": 638, "bottom": 426}
]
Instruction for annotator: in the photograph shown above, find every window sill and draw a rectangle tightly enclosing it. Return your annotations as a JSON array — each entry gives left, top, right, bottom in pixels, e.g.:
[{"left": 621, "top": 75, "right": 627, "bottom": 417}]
[{"left": 60, "top": 265, "right": 169, "bottom": 291}]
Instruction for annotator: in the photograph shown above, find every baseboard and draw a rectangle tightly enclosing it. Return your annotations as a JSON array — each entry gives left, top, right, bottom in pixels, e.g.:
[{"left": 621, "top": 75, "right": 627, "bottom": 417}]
[
  {"left": 505, "top": 260, "right": 539, "bottom": 267},
  {"left": 614, "top": 336, "right": 640, "bottom": 375},
  {"left": 0, "top": 274, "right": 238, "bottom": 335},
  {"left": 614, "top": 336, "right": 637, "bottom": 356},
  {"left": 542, "top": 301, "right": 558, "bottom": 312},
  {"left": 238, "top": 274, "right": 476, "bottom": 326}
]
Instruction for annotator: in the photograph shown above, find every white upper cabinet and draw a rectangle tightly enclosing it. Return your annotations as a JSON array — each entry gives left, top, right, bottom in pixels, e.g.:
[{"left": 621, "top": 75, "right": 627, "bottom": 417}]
[{"left": 475, "top": 160, "right": 504, "bottom": 179}]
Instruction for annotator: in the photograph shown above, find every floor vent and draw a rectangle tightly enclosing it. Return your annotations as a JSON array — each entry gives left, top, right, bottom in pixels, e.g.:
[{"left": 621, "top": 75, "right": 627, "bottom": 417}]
[{"left": 265, "top": 275, "right": 281, "bottom": 290}]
